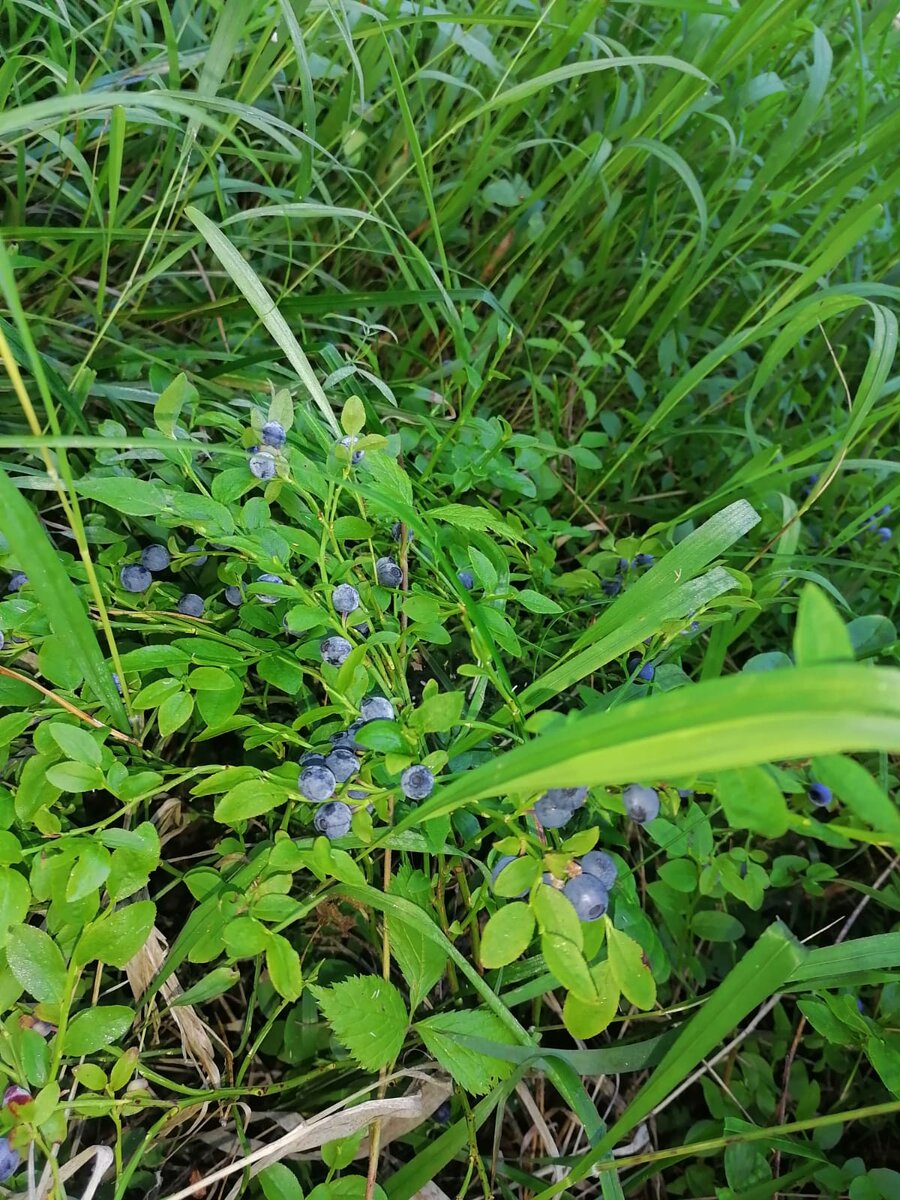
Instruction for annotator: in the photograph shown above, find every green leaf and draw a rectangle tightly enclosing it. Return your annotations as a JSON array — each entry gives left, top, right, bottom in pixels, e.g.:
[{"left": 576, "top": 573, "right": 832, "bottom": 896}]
[
  {"left": 0, "top": 868, "right": 30, "bottom": 948},
  {"left": 481, "top": 903, "right": 535, "bottom": 969},
  {"left": 48, "top": 724, "right": 103, "bottom": 766},
  {"left": 867, "top": 1035, "right": 900, "bottom": 1097},
  {"left": 308, "top": 1179, "right": 384, "bottom": 1200},
  {"left": 154, "top": 373, "right": 195, "bottom": 439},
  {"left": 63, "top": 1005, "right": 134, "bottom": 1056},
  {"left": 793, "top": 583, "right": 853, "bottom": 665},
  {"left": 563, "top": 960, "right": 619, "bottom": 1039},
  {"left": 341, "top": 394, "right": 365, "bottom": 437},
  {"left": 516, "top": 589, "right": 563, "bottom": 615},
  {"left": 75, "top": 474, "right": 169, "bottom": 516},
  {"left": 492, "top": 857, "right": 539, "bottom": 898},
  {"left": 416, "top": 1009, "right": 516, "bottom": 1095},
  {"left": 75, "top": 900, "right": 155, "bottom": 967},
  {"left": 66, "top": 842, "right": 111, "bottom": 902},
  {"left": 214, "top": 779, "right": 291, "bottom": 824},
  {"left": 268, "top": 388, "right": 294, "bottom": 432},
  {"left": 266, "top": 934, "right": 303, "bottom": 1001},
  {"left": 45, "top": 761, "right": 105, "bottom": 793},
  {"left": 157, "top": 690, "right": 194, "bottom": 736},
  {"left": 408, "top": 690, "right": 465, "bottom": 734},
  {"left": 187, "top": 206, "right": 340, "bottom": 436},
  {"left": 716, "top": 766, "right": 790, "bottom": 837},
  {"left": 797, "top": 999, "right": 855, "bottom": 1045},
  {"left": 811, "top": 755, "right": 900, "bottom": 836},
  {"left": 542, "top": 934, "right": 596, "bottom": 1002},
  {"left": 606, "top": 924, "right": 656, "bottom": 1010},
  {"left": 692, "top": 910, "right": 746, "bottom": 942},
  {"left": 6, "top": 924, "right": 67, "bottom": 1002},
  {"left": 387, "top": 873, "right": 449, "bottom": 1010},
  {"left": 429, "top": 503, "right": 525, "bottom": 542},
  {"left": 0, "top": 467, "right": 126, "bottom": 726},
  {"left": 532, "top": 883, "right": 583, "bottom": 947},
  {"left": 170, "top": 966, "right": 240, "bottom": 1007},
  {"left": 224, "top": 916, "right": 270, "bottom": 958},
  {"left": 258, "top": 1163, "right": 304, "bottom": 1200},
  {"left": 313, "top": 975, "right": 408, "bottom": 1071}
]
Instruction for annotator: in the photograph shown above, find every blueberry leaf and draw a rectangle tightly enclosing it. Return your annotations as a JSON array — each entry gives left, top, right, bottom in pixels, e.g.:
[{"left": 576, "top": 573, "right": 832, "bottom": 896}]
[
  {"left": 480, "top": 903, "right": 535, "bottom": 969},
  {"left": 606, "top": 923, "right": 656, "bottom": 1010}
]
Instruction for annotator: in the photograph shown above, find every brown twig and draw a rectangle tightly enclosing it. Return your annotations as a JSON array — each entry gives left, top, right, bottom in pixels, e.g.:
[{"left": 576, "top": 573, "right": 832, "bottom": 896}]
[{"left": 0, "top": 665, "right": 140, "bottom": 745}]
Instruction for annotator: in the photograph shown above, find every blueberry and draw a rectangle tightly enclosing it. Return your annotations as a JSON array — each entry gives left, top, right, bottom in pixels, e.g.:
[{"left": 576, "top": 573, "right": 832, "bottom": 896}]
[
  {"left": 186, "top": 544, "right": 208, "bottom": 566},
  {"left": 856, "top": 996, "right": 865, "bottom": 1013},
  {"left": 300, "top": 752, "right": 328, "bottom": 769},
  {"left": 0, "top": 630, "right": 5, "bottom": 651},
  {"left": 321, "top": 636, "right": 352, "bottom": 666},
  {"left": 299, "top": 764, "right": 336, "bottom": 802},
  {"left": 177, "top": 593, "right": 205, "bottom": 617},
  {"left": 564, "top": 874, "right": 609, "bottom": 922},
  {"left": 120, "top": 564, "right": 152, "bottom": 593},
  {"left": 457, "top": 570, "right": 475, "bottom": 590},
  {"left": 401, "top": 765, "right": 435, "bottom": 801},
  {"left": 391, "top": 522, "right": 414, "bottom": 542},
  {"left": 542, "top": 787, "right": 588, "bottom": 811},
  {"left": 807, "top": 782, "right": 833, "bottom": 808},
  {"left": 314, "top": 800, "right": 352, "bottom": 838},
  {"left": 224, "top": 585, "right": 244, "bottom": 607},
  {"left": 325, "top": 748, "right": 359, "bottom": 783},
  {"left": 339, "top": 435, "right": 364, "bottom": 465},
  {"left": 876, "top": 526, "right": 891, "bottom": 542},
  {"left": 332, "top": 583, "right": 360, "bottom": 615},
  {"left": 622, "top": 784, "right": 660, "bottom": 824},
  {"left": 532, "top": 797, "right": 574, "bottom": 829},
  {"left": 627, "top": 652, "right": 654, "bottom": 682},
  {"left": 257, "top": 573, "right": 283, "bottom": 604},
  {"left": 261, "top": 420, "right": 286, "bottom": 449},
  {"left": 602, "top": 579, "right": 622, "bottom": 597},
  {"left": 249, "top": 452, "right": 276, "bottom": 480},
  {"left": 348, "top": 789, "right": 369, "bottom": 802},
  {"left": 0, "top": 1136, "right": 20, "bottom": 1184},
  {"left": 579, "top": 850, "right": 617, "bottom": 890},
  {"left": 354, "top": 622, "right": 371, "bottom": 637},
  {"left": 141, "top": 544, "right": 170, "bottom": 572},
  {"left": 360, "top": 695, "right": 395, "bottom": 723},
  {"left": 634, "top": 553, "right": 655, "bottom": 567},
  {"left": 616, "top": 558, "right": 629, "bottom": 573},
  {"left": 7, "top": 572, "right": 27, "bottom": 593},
  {"left": 375, "top": 556, "right": 403, "bottom": 588},
  {"left": 433, "top": 1100, "right": 451, "bottom": 1124},
  {"left": 878, "top": 505, "right": 891, "bottom": 517},
  {"left": 331, "top": 719, "right": 366, "bottom": 751},
  {"left": 490, "top": 855, "right": 528, "bottom": 897}
]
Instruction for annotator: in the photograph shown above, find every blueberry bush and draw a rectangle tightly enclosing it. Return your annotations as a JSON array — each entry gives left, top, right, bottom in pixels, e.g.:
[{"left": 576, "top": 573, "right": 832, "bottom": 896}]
[{"left": 1, "top": 2, "right": 899, "bottom": 1198}]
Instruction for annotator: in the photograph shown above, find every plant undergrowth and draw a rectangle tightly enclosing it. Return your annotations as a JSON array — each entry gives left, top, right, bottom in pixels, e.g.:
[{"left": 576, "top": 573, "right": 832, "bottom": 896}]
[{"left": 1, "top": 2, "right": 899, "bottom": 1198}]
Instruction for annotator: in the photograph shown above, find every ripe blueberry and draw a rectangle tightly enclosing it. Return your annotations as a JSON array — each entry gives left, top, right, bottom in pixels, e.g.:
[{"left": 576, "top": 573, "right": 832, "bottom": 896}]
[
  {"left": 186, "top": 544, "right": 208, "bottom": 566},
  {"left": 249, "top": 452, "right": 277, "bottom": 480},
  {"left": 622, "top": 784, "right": 660, "bottom": 824},
  {"left": 627, "top": 652, "right": 654, "bottom": 682},
  {"left": 141, "top": 544, "right": 170, "bottom": 572},
  {"left": 360, "top": 695, "right": 395, "bottom": 723},
  {"left": 224, "top": 585, "right": 243, "bottom": 606},
  {"left": 579, "top": 850, "right": 617, "bottom": 890},
  {"left": 634, "top": 553, "right": 655, "bottom": 567},
  {"left": 542, "top": 787, "right": 588, "bottom": 811},
  {"left": 321, "top": 636, "right": 353, "bottom": 666},
  {"left": 332, "top": 583, "right": 360, "bottom": 614},
  {"left": 261, "top": 420, "right": 286, "bottom": 449},
  {"left": 602, "top": 579, "right": 622, "bottom": 596},
  {"left": 532, "top": 797, "right": 574, "bottom": 829},
  {"left": 257, "top": 573, "right": 283, "bottom": 604},
  {"left": 339, "top": 435, "right": 364, "bottom": 465},
  {"left": 401, "top": 765, "right": 435, "bottom": 800},
  {"left": 564, "top": 874, "right": 609, "bottom": 922},
  {"left": 6, "top": 572, "right": 27, "bottom": 593},
  {"left": 808, "top": 782, "right": 833, "bottom": 807},
  {"left": 314, "top": 800, "right": 352, "bottom": 838},
  {"left": 325, "top": 748, "right": 359, "bottom": 783},
  {"left": 458, "top": 570, "right": 474, "bottom": 590},
  {"left": 120, "top": 564, "right": 152, "bottom": 593},
  {"left": 0, "top": 630, "right": 5, "bottom": 651},
  {"left": 299, "top": 764, "right": 336, "bottom": 802},
  {"left": 876, "top": 526, "right": 891, "bottom": 542},
  {"left": 375, "top": 556, "right": 403, "bottom": 588},
  {"left": 177, "top": 593, "right": 204, "bottom": 617},
  {"left": 391, "top": 522, "right": 414, "bottom": 542},
  {"left": 300, "top": 752, "right": 328, "bottom": 769}
]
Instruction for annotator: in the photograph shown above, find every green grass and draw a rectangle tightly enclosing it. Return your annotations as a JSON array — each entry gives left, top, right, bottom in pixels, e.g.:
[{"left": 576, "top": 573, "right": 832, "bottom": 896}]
[{"left": 1, "top": 1, "right": 899, "bottom": 1198}]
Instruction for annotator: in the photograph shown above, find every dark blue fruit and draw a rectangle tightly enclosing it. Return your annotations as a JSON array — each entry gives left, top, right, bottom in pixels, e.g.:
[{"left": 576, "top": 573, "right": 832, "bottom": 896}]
[
  {"left": 224, "top": 585, "right": 243, "bottom": 606},
  {"left": 314, "top": 800, "right": 352, "bottom": 838},
  {"left": 457, "top": 570, "right": 474, "bottom": 590},
  {"left": 627, "top": 652, "right": 654, "bottom": 682},
  {"left": 332, "top": 583, "right": 360, "bottom": 614},
  {"left": 186, "top": 544, "right": 208, "bottom": 566},
  {"left": 6, "top": 572, "right": 27, "bottom": 593},
  {"left": 634, "top": 553, "right": 655, "bottom": 567},
  {"left": 325, "top": 748, "right": 359, "bottom": 783},
  {"left": 331, "top": 719, "right": 366, "bottom": 751},
  {"left": 391, "top": 522, "right": 414, "bottom": 542},
  {"left": 876, "top": 526, "right": 891, "bottom": 542},
  {"left": 339, "top": 435, "right": 364, "bottom": 465},
  {"left": 622, "top": 784, "right": 660, "bottom": 824},
  {"left": 602, "top": 579, "right": 621, "bottom": 596},
  {"left": 532, "top": 798, "right": 573, "bottom": 829},
  {"left": 177, "top": 593, "right": 204, "bottom": 617},
  {"left": 0, "top": 1137, "right": 20, "bottom": 1183},
  {"left": 249, "top": 452, "right": 276, "bottom": 481},
  {"left": 141, "top": 544, "right": 171, "bottom": 572},
  {"left": 808, "top": 782, "right": 833, "bottom": 807},
  {"left": 360, "top": 695, "right": 395, "bottom": 723},
  {"left": 564, "top": 874, "right": 609, "bottom": 921},
  {"left": 542, "top": 787, "right": 588, "bottom": 810},
  {"left": 376, "top": 556, "right": 403, "bottom": 588},
  {"left": 0, "top": 630, "right": 5, "bottom": 650},
  {"left": 261, "top": 421, "right": 286, "bottom": 449},
  {"left": 433, "top": 1100, "right": 451, "bottom": 1124},
  {"left": 257, "top": 573, "right": 283, "bottom": 604},
  {"left": 299, "top": 764, "right": 336, "bottom": 802},
  {"left": 321, "top": 636, "right": 352, "bottom": 666},
  {"left": 300, "top": 752, "right": 328, "bottom": 769},
  {"left": 120, "top": 565, "right": 152, "bottom": 593},
  {"left": 579, "top": 850, "right": 617, "bottom": 890},
  {"left": 401, "top": 765, "right": 434, "bottom": 800}
]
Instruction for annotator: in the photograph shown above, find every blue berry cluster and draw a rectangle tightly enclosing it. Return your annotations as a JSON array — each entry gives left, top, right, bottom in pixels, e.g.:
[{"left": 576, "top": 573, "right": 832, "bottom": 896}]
[{"left": 603, "top": 550, "right": 655, "bottom": 596}]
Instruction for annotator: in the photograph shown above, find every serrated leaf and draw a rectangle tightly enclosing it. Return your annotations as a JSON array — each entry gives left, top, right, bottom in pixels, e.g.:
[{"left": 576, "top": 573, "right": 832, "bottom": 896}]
[
  {"left": 416, "top": 1009, "right": 516, "bottom": 1095},
  {"left": 563, "top": 960, "right": 619, "bottom": 1038},
  {"left": 493, "top": 857, "right": 539, "bottom": 898},
  {"left": 429, "top": 503, "right": 524, "bottom": 542},
  {"left": 481, "top": 903, "right": 535, "bottom": 969},
  {"left": 66, "top": 842, "right": 111, "bottom": 902},
  {"left": 258, "top": 1163, "right": 303, "bottom": 1200},
  {"left": 606, "top": 924, "right": 656, "bottom": 1010},
  {"left": 387, "top": 873, "right": 448, "bottom": 1009},
  {"left": 6, "top": 924, "right": 67, "bottom": 1002},
  {"left": 313, "top": 975, "right": 408, "bottom": 1071},
  {"left": 408, "top": 690, "right": 465, "bottom": 734}
]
